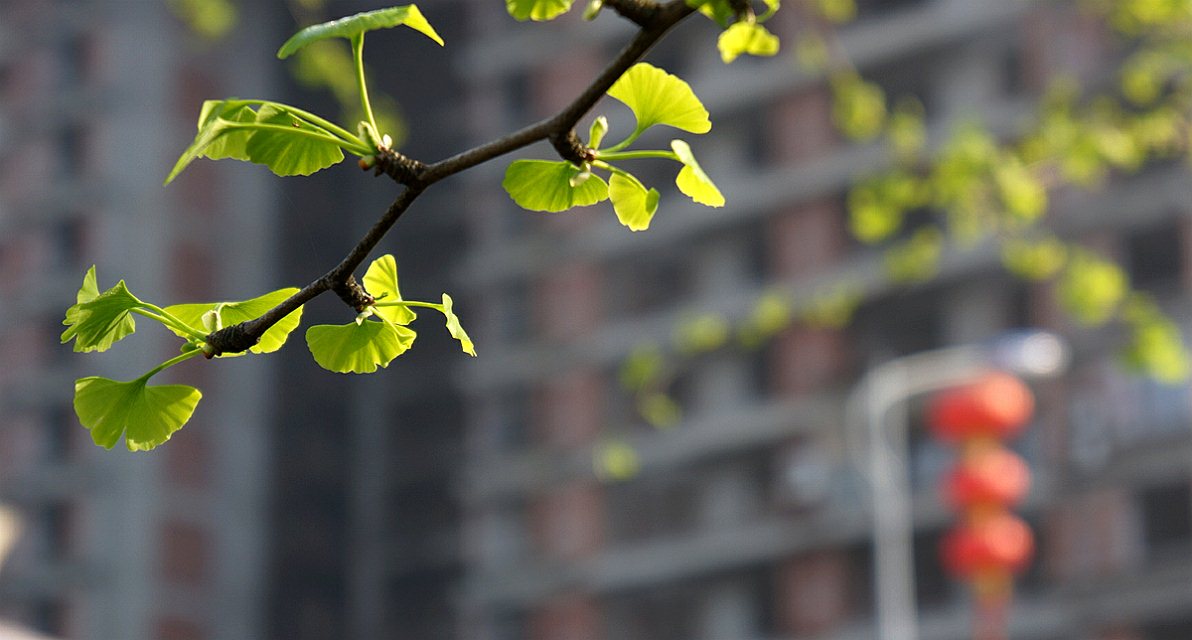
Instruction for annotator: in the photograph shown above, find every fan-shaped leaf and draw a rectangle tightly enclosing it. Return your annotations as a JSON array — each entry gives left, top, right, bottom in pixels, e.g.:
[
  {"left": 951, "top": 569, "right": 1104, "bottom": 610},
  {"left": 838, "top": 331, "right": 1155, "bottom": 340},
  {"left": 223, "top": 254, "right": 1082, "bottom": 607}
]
[
  {"left": 506, "top": 0, "right": 574, "bottom": 21},
  {"left": 196, "top": 100, "right": 256, "bottom": 161},
  {"left": 277, "top": 5, "right": 443, "bottom": 59},
  {"left": 440, "top": 294, "right": 476, "bottom": 356},
  {"left": 165, "top": 100, "right": 257, "bottom": 184},
  {"left": 503, "top": 159, "right": 609, "bottom": 212},
  {"left": 686, "top": 0, "right": 735, "bottom": 26},
  {"left": 609, "top": 172, "right": 660, "bottom": 231},
  {"left": 61, "top": 270, "right": 142, "bottom": 353},
  {"left": 717, "top": 21, "right": 780, "bottom": 63},
  {"left": 608, "top": 63, "right": 711, "bottom": 135},
  {"left": 670, "top": 140, "right": 724, "bottom": 207},
  {"left": 74, "top": 377, "right": 202, "bottom": 451},
  {"left": 246, "top": 105, "right": 345, "bottom": 176},
  {"left": 164, "top": 288, "right": 304, "bottom": 356},
  {"left": 306, "top": 320, "right": 416, "bottom": 374},
  {"left": 363, "top": 255, "right": 416, "bottom": 325}
]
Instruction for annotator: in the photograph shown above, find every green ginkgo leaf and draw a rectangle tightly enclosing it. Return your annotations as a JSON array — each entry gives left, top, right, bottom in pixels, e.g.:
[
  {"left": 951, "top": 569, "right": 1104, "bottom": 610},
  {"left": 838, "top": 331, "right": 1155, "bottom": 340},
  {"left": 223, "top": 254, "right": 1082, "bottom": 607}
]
[
  {"left": 686, "top": 0, "right": 735, "bottom": 26},
  {"left": 277, "top": 5, "right": 443, "bottom": 59},
  {"left": 306, "top": 320, "right": 416, "bottom": 374},
  {"left": 1059, "top": 252, "right": 1128, "bottom": 325},
  {"left": 506, "top": 0, "right": 574, "bottom": 21},
  {"left": 503, "top": 159, "right": 609, "bottom": 212},
  {"left": 670, "top": 140, "right": 724, "bottom": 207},
  {"left": 61, "top": 270, "right": 142, "bottom": 353},
  {"left": 196, "top": 100, "right": 256, "bottom": 161},
  {"left": 164, "top": 288, "right": 304, "bottom": 355},
  {"left": 363, "top": 254, "right": 416, "bottom": 325},
  {"left": 608, "top": 63, "right": 712, "bottom": 135},
  {"left": 246, "top": 105, "right": 345, "bottom": 176},
  {"left": 165, "top": 101, "right": 258, "bottom": 184},
  {"left": 717, "top": 21, "right": 780, "bottom": 63},
  {"left": 74, "top": 376, "right": 202, "bottom": 451},
  {"left": 609, "top": 172, "right": 660, "bottom": 231},
  {"left": 440, "top": 293, "right": 476, "bottom": 356}
]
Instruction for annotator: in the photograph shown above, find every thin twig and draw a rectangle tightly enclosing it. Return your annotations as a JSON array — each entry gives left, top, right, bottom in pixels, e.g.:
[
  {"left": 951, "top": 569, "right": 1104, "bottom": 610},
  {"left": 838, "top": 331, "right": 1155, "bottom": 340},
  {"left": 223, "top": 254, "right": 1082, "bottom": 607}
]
[{"left": 206, "top": 0, "right": 695, "bottom": 355}]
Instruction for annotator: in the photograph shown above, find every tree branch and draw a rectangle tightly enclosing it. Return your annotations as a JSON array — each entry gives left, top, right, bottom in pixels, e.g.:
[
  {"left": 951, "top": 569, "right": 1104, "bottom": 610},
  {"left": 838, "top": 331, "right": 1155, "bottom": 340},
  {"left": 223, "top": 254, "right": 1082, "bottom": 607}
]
[{"left": 205, "top": 0, "right": 696, "bottom": 356}]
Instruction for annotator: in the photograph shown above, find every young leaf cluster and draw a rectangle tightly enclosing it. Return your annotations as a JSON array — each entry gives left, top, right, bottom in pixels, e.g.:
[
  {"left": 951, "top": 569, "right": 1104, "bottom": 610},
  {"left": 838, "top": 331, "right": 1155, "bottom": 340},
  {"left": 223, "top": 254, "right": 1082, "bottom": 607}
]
[
  {"left": 503, "top": 62, "right": 724, "bottom": 232},
  {"left": 61, "top": 267, "right": 303, "bottom": 451},
  {"left": 66, "top": 1, "right": 783, "bottom": 453},
  {"left": 305, "top": 254, "right": 474, "bottom": 374},
  {"left": 166, "top": 5, "right": 444, "bottom": 184}
]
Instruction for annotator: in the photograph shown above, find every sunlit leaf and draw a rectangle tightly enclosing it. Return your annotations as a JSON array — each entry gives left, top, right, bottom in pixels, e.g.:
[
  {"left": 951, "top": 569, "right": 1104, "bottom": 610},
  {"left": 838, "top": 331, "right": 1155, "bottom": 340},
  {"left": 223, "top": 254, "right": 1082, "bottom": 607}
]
[
  {"left": 440, "top": 294, "right": 476, "bottom": 356},
  {"left": 995, "top": 160, "right": 1047, "bottom": 221},
  {"left": 506, "top": 0, "right": 574, "bottom": 21},
  {"left": 1001, "top": 237, "right": 1068, "bottom": 280},
  {"left": 165, "top": 101, "right": 258, "bottom": 184},
  {"left": 583, "top": 0, "right": 604, "bottom": 20},
  {"left": 619, "top": 344, "right": 664, "bottom": 391},
  {"left": 1121, "top": 295, "right": 1190, "bottom": 383},
  {"left": 277, "top": 4, "right": 443, "bottom": 59},
  {"left": 502, "top": 159, "right": 609, "bottom": 212},
  {"left": 815, "top": 0, "right": 855, "bottom": 23},
  {"left": 670, "top": 140, "right": 724, "bottom": 207},
  {"left": 686, "top": 0, "right": 735, "bottom": 26},
  {"left": 61, "top": 272, "right": 142, "bottom": 353},
  {"left": 363, "top": 254, "right": 416, "bottom": 325},
  {"left": 196, "top": 100, "right": 256, "bottom": 161},
  {"left": 795, "top": 33, "right": 829, "bottom": 71},
  {"left": 164, "top": 288, "right": 304, "bottom": 355},
  {"left": 884, "top": 228, "right": 942, "bottom": 282},
  {"left": 802, "top": 285, "right": 862, "bottom": 329},
  {"left": 674, "top": 313, "right": 729, "bottom": 353},
  {"left": 609, "top": 172, "right": 660, "bottom": 231},
  {"left": 738, "top": 292, "right": 792, "bottom": 348},
  {"left": 887, "top": 98, "right": 926, "bottom": 161},
  {"left": 831, "top": 73, "right": 886, "bottom": 141},
  {"left": 638, "top": 392, "right": 682, "bottom": 428},
  {"left": 717, "top": 21, "right": 780, "bottom": 64},
  {"left": 608, "top": 63, "right": 711, "bottom": 135},
  {"left": 306, "top": 320, "right": 416, "bottom": 374},
  {"left": 1059, "top": 252, "right": 1127, "bottom": 325},
  {"left": 246, "top": 105, "right": 345, "bottom": 176},
  {"left": 594, "top": 440, "right": 640, "bottom": 481},
  {"left": 74, "top": 376, "right": 202, "bottom": 451}
]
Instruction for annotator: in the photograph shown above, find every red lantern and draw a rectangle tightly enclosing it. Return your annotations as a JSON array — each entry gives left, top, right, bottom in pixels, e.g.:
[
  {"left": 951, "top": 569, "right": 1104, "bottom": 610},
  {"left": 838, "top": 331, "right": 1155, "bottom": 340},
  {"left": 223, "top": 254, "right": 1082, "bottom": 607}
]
[
  {"left": 942, "top": 447, "right": 1031, "bottom": 509},
  {"left": 941, "top": 513, "right": 1035, "bottom": 579},
  {"left": 928, "top": 372, "right": 1034, "bottom": 442}
]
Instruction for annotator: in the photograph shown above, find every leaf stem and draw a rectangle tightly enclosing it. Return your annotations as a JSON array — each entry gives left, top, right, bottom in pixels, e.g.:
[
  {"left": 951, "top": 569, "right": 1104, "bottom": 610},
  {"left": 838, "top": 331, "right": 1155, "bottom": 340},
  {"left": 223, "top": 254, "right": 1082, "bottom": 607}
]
[
  {"left": 596, "top": 149, "right": 678, "bottom": 161},
  {"left": 374, "top": 300, "right": 443, "bottom": 311},
  {"left": 602, "top": 128, "right": 646, "bottom": 153},
  {"left": 352, "top": 34, "right": 379, "bottom": 139},
  {"left": 138, "top": 348, "right": 204, "bottom": 382},
  {"left": 132, "top": 306, "right": 206, "bottom": 341}
]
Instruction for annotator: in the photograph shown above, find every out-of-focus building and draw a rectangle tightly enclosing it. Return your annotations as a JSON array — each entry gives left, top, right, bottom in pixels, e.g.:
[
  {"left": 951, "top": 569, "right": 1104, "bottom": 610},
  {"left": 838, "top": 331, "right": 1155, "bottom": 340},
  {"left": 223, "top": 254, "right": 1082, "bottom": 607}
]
[
  {"left": 0, "top": 2, "right": 283, "bottom": 639},
  {"left": 5, "top": 1, "right": 1192, "bottom": 640},
  {"left": 451, "top": 1, "right": 1192, "bottom": 639}
]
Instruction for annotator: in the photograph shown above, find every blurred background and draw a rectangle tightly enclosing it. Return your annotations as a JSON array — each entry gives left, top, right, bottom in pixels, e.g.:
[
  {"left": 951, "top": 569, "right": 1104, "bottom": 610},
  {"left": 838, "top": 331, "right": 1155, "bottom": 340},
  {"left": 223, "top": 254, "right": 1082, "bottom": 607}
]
[{"left": 2, "top": 0, "right": 1192, "bottom": 639}]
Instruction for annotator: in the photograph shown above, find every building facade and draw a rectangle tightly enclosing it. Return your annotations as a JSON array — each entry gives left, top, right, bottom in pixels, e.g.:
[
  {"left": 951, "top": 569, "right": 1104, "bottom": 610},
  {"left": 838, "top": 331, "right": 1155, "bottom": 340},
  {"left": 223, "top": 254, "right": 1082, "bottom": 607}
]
[
  {"left": 0, "top": 2, "right": 282, "bottom": 639},
  {"left": 453, "top": 1, "right": 1192, "bottom": 639}
]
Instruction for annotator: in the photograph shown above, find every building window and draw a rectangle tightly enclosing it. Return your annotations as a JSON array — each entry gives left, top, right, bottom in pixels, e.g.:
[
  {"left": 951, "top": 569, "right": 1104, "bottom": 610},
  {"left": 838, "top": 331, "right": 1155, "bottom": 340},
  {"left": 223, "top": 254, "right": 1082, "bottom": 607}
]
[
  {"left": 1126, "top": 219, "right": 1183, "bottom": 294},
  {"left": 1139, "top": 481, "right": 1192, "bottom": 563}
]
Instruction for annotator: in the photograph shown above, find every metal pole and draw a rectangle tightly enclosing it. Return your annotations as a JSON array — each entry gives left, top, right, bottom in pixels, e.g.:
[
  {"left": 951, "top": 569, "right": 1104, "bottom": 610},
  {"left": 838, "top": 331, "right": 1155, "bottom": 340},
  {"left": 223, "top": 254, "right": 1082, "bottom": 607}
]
[{"left": 868, "top": 364, "right": 918, "bottom": 640}]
